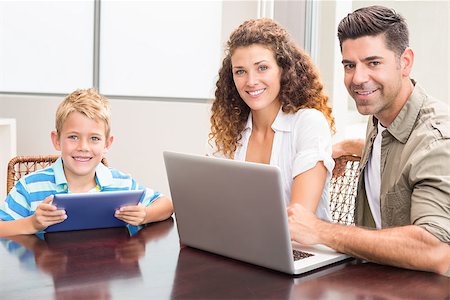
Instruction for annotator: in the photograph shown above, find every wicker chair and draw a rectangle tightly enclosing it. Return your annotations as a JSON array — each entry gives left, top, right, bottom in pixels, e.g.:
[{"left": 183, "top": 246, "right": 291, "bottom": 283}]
[
  {"left": 329, "top": 155, "right": 361, "bottom": 225},
  {"left": 6, "top": 155, "right": 108, "bottom": 194}
]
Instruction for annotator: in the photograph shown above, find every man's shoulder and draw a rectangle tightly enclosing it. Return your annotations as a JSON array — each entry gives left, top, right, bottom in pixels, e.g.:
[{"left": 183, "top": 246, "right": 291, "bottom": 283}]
[
  {"left": 421, "top": 91, "right": 449, "bottom": 113},
  {"left": 416, "top": 95, "right": 450, "bottom": 140},
  {"left": 429, "top": 115, "right": 450, "bottom": 140}
]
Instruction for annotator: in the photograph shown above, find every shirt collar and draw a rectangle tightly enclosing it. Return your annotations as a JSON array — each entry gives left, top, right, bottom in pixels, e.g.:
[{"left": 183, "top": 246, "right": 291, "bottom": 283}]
[
  {"left": 95, "top": 161, "right": 113, "bottom": 188},
  {"left": 244, "top": 112, "right": 253, "bottom": 131},
  {"left": 386, "top": 83, "right": 425, "bottom": 143},
  {"left": 53, "top": 157, "right": 67, "bottom": 187},
  {"left": 272, "top": 108, "right": 294, "bottom": 132},
  {"left": 244, "top": 107, "right": 292, "bottom": 133},
  {"left": 53, "top": 157, "right": 113, "bottom": 190}
]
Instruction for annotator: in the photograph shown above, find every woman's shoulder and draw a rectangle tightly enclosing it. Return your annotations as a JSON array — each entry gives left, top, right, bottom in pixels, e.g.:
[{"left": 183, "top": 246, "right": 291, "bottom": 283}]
[
  {"left": 294, "top": 107, "right": 325, "bottom": 117},
  {"left": 283, "top": 108, "right": 331, "bottom": 139},
  {"left": 290, "top": 108, "right": 328, "bottom": 125}
]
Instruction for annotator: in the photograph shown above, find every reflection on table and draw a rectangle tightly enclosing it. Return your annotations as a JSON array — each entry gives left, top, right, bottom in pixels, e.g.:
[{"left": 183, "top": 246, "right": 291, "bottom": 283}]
[{"left": 1, "top": 217, "right": 449, "bottom": 299}]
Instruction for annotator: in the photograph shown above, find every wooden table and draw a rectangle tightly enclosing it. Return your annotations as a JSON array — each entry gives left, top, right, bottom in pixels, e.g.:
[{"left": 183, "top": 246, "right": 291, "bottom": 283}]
[{"left": 1, "top": 217, "right": 448, "bottom": 299}]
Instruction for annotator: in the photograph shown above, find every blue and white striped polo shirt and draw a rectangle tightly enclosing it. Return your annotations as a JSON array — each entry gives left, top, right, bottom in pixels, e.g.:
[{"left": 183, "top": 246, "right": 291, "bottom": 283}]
[{"left": 0, "top": 158, "right": 161, "bottom": 222}]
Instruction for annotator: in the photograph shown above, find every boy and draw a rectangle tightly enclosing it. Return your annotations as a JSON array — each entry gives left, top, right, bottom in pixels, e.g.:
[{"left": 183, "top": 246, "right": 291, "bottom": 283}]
[{"left": 0, "top": 88, "right": 173, "bottom": 237}]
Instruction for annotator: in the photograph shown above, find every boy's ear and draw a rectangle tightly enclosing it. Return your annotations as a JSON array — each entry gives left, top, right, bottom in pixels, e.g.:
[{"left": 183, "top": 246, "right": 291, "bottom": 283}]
[
  {"left": 51, "top": 131, "right": 61, "bottom": 151},
  {"left": 104, "top": 135, "right": 114, "bottom": 153}
]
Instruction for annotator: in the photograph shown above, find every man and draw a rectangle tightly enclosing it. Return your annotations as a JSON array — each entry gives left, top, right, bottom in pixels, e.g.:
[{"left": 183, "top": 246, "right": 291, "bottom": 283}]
[{"left": 288, "top": 5, "right": 450, "bottom": 275}]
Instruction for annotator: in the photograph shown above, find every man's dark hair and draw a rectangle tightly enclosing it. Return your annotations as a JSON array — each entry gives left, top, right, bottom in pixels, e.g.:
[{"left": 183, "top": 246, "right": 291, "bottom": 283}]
[{"left": 337, "top": 5, "right": 409, "bottom": 57}]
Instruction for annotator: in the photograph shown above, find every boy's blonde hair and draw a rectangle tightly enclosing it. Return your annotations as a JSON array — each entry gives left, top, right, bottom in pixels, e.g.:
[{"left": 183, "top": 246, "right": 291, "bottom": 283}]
[{"left": 55, "top": 88, "right": 111, "bottom": 138}]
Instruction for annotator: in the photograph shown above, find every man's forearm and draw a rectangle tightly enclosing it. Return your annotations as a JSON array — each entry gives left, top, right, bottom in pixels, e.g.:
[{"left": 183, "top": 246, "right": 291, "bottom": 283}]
[
  {"left": 347, "top": 139, "right": 364, "bottom": 157},
  {"left": 332, "top": 139, "right": 365, "bottom": 158},
  {"left": 317, "top": 222, "right": 450, "bottom": 274}
]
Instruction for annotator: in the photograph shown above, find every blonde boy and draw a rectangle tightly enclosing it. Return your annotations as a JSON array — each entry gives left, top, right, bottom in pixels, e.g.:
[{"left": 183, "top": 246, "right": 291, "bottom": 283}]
[{"left": 0, "top": 89, "right": 173, "bottom": 236}]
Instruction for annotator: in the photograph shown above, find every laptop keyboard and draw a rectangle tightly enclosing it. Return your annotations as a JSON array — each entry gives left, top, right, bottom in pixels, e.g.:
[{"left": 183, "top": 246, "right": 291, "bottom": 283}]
[{"left": 293, "top": 249, "right": 314, "bottom": 261}]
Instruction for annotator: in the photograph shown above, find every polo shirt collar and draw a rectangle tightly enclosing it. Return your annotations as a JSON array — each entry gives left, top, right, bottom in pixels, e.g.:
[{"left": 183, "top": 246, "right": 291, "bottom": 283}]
[
  {"left": 53, "top": 157, "right": 113, "bottom": 190},
  {"left": 53, "top": 157, "right": 67, "bottom": 187},
  {"left": 95, "top": 161, "right": 113, "bottom": 188},
  {"left": 386, "top": 83, "right": 425, "bottom": 144}
]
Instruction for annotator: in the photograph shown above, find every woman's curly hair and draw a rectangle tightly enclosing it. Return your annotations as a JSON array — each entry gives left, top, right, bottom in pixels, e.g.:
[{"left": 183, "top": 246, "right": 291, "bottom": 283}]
[{"left": 209, "top": 18, "right": 334, "bottom": 158}]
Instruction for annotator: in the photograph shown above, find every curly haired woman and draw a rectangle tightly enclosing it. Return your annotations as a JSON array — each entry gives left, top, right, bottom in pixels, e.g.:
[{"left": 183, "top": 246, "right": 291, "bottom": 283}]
[{"left": 208, "top": 18, "right": 335, "bottom": 220}]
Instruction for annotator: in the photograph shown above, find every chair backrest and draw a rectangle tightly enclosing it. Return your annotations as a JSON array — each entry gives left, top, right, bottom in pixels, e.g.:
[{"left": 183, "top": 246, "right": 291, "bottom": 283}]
[
  {"left": 329, "top": 155, "right": 361, "bottom": 225},
  {"left": 7, "top": 154, "right": 360, "bottom": 222},
  {"left": 6, "top": 155, "right": 108, "bottom": 194}
]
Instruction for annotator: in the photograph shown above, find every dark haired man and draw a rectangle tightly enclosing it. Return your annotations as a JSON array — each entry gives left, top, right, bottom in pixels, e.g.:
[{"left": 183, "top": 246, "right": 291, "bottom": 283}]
[{"left": 288, "top": 5, "right": 450, "bottom": 275}]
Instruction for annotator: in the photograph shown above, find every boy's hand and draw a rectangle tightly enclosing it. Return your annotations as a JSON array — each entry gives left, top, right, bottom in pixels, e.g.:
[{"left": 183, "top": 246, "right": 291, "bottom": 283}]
[
  {"left": 115, "top": 204, "right": 146, "bottom": 226},
  {"left": 32, "top": 195, "right": 67, "bottom": 231}
]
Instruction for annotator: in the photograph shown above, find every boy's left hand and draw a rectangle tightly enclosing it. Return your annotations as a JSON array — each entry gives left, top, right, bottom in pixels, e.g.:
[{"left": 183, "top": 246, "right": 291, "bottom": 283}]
[{"left": 115, "top": 204, "right": 146, "bottom": 226}]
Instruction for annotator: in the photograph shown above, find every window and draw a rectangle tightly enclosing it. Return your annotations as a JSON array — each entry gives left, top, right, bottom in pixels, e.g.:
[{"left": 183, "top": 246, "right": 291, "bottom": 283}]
[{"left": 0, "top": 1, "right": 94, "bottom": 94}]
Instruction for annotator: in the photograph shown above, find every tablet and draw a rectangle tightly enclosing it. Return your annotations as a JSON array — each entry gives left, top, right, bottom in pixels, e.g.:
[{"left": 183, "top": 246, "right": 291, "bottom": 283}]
[{"left": 45, "top": 190, "right": 144, "bottom": 233}]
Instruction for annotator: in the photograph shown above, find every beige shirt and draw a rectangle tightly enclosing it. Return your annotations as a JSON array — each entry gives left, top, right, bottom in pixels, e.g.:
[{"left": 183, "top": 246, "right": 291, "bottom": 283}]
[{"left": 355, "top": 83, "right": 450, "bottom": 244}]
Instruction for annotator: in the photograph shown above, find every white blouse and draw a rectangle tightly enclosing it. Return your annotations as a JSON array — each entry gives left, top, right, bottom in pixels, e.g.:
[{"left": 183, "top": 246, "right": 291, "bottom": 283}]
[{"left": 208, "top": 108, "right": 334, "bottom": 221}]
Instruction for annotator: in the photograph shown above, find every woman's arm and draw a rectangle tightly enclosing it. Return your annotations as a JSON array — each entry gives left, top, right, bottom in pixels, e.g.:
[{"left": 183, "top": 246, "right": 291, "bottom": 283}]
[{"left": 289, "top": 161, "right": 327, "bottom": 212}]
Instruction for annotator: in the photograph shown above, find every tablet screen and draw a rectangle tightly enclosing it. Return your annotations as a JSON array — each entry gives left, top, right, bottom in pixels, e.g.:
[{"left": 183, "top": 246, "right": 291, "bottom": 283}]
[{"left": 46, "top": 190, "right": 144, "bottom": 232}]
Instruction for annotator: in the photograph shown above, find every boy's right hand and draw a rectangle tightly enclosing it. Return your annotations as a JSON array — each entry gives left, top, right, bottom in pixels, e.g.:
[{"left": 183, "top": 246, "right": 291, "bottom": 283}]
[{"left": 32, "top": 195, "right": 67, "bottom": 231}]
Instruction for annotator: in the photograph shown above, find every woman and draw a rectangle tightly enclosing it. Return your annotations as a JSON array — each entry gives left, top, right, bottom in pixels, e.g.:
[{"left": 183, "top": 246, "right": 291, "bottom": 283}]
[{"left": 208, "top": 18, "right": 335, "bottom": 220}]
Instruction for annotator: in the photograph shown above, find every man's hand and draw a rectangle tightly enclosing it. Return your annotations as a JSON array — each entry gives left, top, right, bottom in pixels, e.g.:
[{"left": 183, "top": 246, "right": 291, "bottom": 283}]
[{"left": 287, "top": 203, "right": 322, "bottom": 245}]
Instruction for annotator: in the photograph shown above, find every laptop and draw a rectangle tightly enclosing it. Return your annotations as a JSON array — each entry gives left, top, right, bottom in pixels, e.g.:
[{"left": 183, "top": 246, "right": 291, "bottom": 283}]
[
  {"left": 46, "top": 190, "right": 144, "bottom": 232},
  {"left": 163, "top": 151, "right": 350, "bottom": 275}
]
